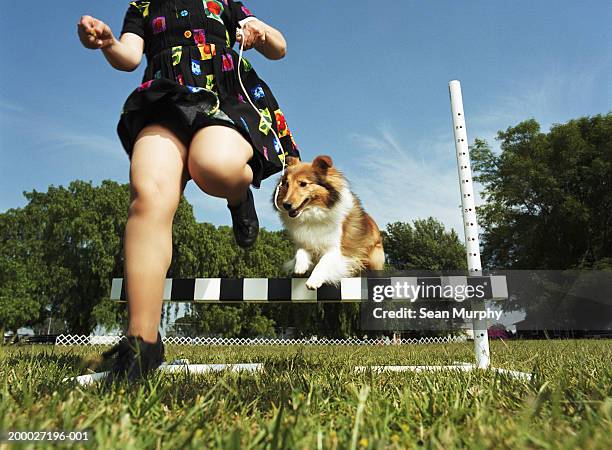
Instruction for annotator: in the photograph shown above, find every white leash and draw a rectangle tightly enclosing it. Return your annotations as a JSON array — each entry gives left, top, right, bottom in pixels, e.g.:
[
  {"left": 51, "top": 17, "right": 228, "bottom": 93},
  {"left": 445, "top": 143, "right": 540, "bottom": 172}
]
[{"left": 236, "top": 27, "right": 285, "bottom": 212}]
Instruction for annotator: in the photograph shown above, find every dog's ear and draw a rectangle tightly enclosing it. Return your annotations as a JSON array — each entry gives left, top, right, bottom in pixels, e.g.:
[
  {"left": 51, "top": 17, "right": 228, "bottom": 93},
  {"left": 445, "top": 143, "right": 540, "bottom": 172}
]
[
  {"left": 285, "top": 156, "right": 299, "bottom": 167},
  {"left": 312, "top": 155, "right": 333, "bottom": 173}
]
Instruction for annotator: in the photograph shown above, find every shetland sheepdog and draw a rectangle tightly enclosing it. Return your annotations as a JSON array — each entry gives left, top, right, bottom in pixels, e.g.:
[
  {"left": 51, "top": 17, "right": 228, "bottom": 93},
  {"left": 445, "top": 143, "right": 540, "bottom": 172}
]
[{"left": 273, "top": 155, "right": 385, "bottom": 290}]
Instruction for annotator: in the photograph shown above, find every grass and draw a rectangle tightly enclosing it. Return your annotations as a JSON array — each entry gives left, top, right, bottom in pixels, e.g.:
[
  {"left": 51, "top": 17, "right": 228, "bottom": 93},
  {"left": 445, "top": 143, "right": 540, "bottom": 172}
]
[{"left": 0, "top": 340, "right": 610, "bottom": 449}]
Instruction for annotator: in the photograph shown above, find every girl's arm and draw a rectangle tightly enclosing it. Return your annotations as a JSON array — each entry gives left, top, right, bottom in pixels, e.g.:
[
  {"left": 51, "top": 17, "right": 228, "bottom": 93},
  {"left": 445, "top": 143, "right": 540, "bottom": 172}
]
[
  {"left": 237, "top": 19, "right": 287, "bottom": 60},
  {"left": 77, "top": 15, "right": 144, "bottom": 72}
]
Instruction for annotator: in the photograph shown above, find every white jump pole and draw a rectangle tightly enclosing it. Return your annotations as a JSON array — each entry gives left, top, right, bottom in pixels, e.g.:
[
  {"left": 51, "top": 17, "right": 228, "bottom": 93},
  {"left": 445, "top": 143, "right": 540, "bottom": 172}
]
[
  {"left": 63, "top": 361, "right": 264, "bottom": 386},
  {"left": 449, "top": 80, "right": 490, "bottom": 369}
]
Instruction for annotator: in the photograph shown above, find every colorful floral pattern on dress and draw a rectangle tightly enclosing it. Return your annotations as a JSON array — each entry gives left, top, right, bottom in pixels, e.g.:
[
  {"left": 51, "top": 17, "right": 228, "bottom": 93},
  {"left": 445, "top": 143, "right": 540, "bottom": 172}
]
[
  {"left": 275, "top": 138, "right": 289, "bottom": 167},
  {"left": 152, "top": 16, "right": 166, "bottom": 34},
  {"left": 275, "top": 143, "right": 288, "bottom": 166},
  {"left": 241, "top": 57, "right": 252, "bottom": 72},
  {"left": 258, "top": 108, "right": 272, "bottom": 135},
  {"left": 274, "top": 109, "right": 288, "bottom": 137},
  {"left": 241, "top": 5, "right": 252, "bottom": 16},
  {"left": 204, "top": 0, "right": 224, "bottom": 24},
  {"left": 273, "top": 136, "right": 283, "bottom": 155},
  {"left": 191, "top": 59, "right": 202, "bottom": 75},
  {"left": 172, "top": 46, "right": 182, "bottom": 65},
  {"left": 262, "top": 146, "right": 269, "bottom": 160},
  {"left": 206, "top": 74, "right": 215, "bottom": 91},
  {"left": 177, "top": 74, "right": 184, "bottom": 85},
  {"left": 207, "top": 0, "right": 223, "bottom": 15},
  {"left": 130, "top": 1, "right": 150, "bottom": 18},
  {"left": 226, "top": 30, "right": 231, "bottom": 47},
  {"left": 179, "top": 9, "right": 189, "bottom": 17},
  {"left": 278, "top": 150, "right": 288, "bottom": 166},
  {"left": 222, "top": 54, "right": 234, "bottom": 71},
  {"left": 193, "top": 29, "right": 206, "bottom": 45},
  {"left": 188, "top": 85, "right": 206, "bottom": 93},
  {"left": 154, "top": 70, "right": 161, "bottom": 79},
  {"left": 198, "top": 43, "right": 216, "bottom": 60},
  {"left": 251, "top": 84, "right": 265, "bottom": 101},
  {"left": 137, "top": 80, "right": 154, "bottom": 91}
]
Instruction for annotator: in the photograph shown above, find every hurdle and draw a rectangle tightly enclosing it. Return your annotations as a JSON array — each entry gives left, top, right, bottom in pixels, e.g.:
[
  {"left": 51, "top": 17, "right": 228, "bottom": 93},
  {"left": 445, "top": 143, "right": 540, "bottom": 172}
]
[
  {"left": 76, "top": 274, "right": 506, "bottom": 385},
  {"left": 69, "top": 80, "right": 532, "bottom": 384},
  {"left": 104, "top": 273, "right": 530, "bottom": 382}
]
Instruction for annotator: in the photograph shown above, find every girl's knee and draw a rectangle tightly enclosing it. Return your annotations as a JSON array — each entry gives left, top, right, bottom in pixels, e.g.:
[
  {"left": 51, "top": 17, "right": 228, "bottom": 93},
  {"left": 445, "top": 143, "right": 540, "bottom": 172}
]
[{"left": 129, "top": 179, "right": 180, "bottom": 218}]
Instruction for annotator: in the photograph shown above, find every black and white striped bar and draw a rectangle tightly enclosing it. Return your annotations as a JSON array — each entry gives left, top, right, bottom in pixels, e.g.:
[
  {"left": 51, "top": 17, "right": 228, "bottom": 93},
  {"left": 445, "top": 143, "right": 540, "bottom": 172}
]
[{"left": 110, "top": 276, "right": 508, "bottom": 302}]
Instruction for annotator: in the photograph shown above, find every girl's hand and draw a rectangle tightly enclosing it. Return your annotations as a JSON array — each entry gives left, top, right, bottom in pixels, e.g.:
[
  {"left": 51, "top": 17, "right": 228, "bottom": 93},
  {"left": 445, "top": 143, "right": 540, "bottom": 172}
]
[
  {"left": 236, "top": 19, "right": 267, "bottom": 50},
  {"left": 78, "top": 15, "right": 115, "bottom": 50}
]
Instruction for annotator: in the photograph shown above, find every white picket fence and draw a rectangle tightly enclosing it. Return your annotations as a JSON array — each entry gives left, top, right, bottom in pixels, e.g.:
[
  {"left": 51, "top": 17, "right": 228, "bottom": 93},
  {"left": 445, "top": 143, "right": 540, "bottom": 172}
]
[{"left": 55, "top": 334, "right": 467, "bottom": 347}]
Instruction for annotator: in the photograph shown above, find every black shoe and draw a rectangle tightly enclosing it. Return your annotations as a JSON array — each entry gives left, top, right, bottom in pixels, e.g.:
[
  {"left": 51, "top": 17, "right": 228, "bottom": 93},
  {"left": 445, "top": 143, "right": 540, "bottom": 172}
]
[
  {"left": 101, "top": 332, "right": 165, "bottom": 388},
  {"left": 227, "top": 188, "right": 259, "bottom": 248}
]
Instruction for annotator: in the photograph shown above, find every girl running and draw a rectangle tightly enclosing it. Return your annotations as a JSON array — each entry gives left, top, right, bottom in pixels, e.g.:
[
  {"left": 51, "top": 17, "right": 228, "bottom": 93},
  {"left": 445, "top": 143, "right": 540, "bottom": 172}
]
[{"left": 77, "top": 0, "right": 300, "bottom": 384}]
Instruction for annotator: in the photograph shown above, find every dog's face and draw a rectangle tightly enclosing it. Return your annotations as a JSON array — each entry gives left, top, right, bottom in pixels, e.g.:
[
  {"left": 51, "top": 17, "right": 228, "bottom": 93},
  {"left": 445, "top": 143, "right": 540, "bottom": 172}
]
[{"left": 274, "top": 155, "right": 341, "bottom": 218}]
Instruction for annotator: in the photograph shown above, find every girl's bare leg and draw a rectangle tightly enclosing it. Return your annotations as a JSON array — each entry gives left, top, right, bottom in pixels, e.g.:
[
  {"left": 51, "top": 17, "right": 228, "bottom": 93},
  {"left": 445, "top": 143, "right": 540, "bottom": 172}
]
[
  {"left": 187, "top": 126, "right": 254, "bottom": 205},
  {"left": 124, "top": 125, "right": 190, "bottom": 343}
]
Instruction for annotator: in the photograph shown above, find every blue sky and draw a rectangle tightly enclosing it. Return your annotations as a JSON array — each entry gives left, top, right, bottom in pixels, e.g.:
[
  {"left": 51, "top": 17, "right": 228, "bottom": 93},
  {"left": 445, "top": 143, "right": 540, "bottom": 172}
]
[{"left": 1, "top": 0, "right": 610, "bottom": 236}]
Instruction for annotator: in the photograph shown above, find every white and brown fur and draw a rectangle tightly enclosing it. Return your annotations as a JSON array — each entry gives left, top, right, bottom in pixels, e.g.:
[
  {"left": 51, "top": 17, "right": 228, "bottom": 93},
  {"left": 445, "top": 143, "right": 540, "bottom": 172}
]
[{"left": 273, "top": 155, "right": 385, "bottom": 290}]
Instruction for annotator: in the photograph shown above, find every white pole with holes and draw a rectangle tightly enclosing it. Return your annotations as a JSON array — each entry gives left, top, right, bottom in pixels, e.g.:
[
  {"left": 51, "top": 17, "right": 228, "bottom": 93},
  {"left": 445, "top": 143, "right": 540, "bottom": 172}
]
[{"left": 449, "top": 80, "right": 490, "bottom": 369}]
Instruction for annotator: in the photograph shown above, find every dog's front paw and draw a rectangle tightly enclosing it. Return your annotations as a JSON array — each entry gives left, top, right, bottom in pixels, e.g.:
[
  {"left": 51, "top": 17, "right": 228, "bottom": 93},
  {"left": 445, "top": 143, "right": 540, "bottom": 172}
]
[
  {"left": 294, "top": 259, "right": 311, "bottom": 275},
  {"left": 305, "top": 277, "right": 323, "bottom": 290},
  {"left": 293, "top": 249, "right": 312, "bottom": 275}
]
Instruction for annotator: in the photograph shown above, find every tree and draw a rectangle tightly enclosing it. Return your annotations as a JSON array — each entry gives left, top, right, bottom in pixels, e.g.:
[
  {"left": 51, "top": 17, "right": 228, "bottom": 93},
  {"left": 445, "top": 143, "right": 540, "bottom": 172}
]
[
  {"left": 471, "top": 114, "right": 612, "bottom": 269},
  {"left": 0, "top": 255, "right": 39, "bottom": 338},
  {"left": 11, "top": 180, "right": 130, "bottom": 334},
  {"left": 382, "top": 218, "right": 467, "bottom": 271},
  {"left": 1, "top": 206, "right": 55, "bottom": 337}
]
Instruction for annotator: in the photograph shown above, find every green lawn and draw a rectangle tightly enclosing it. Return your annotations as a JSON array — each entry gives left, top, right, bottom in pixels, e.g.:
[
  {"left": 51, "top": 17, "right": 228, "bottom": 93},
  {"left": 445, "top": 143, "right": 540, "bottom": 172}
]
[{"left": 1, "top": 340, "right": 610, "bottom": 449}]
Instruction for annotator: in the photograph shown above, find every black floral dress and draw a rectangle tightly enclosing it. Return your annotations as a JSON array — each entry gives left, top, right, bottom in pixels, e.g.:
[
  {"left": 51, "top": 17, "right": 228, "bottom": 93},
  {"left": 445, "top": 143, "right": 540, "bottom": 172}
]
[{"left": 117, "top": 0, "right": 300, "bottom": 188}]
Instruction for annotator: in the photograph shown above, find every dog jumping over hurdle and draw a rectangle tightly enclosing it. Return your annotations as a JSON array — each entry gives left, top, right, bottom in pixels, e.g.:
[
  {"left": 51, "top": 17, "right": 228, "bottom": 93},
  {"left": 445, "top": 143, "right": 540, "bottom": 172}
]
[{"left": 273, "top": 155, "right": 385, "bottom": 290}]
